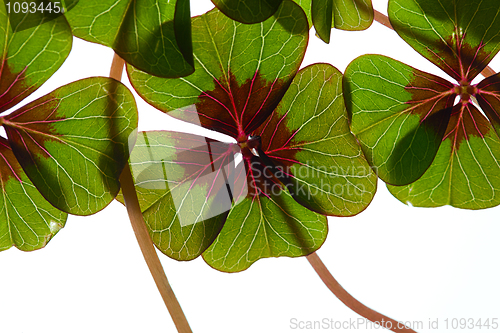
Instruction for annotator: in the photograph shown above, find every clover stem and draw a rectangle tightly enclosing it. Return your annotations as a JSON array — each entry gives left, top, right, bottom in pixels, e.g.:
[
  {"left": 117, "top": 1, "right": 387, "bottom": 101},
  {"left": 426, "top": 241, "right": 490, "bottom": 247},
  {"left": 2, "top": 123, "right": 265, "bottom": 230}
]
[
  {"left": 373, "top": 9, "right": 392, "bottom": 30},
  {"left": 110, "top": 53, "right": 192, "bottom": 333},
  {"left": 373, "top": 9, "right": 496, "bottom": 79},
  {"left": 307, "top": 252, "right": 418, "bottom": 333},
  {"left": 480, "top": 65, "right": 496, "bottom": 78}
]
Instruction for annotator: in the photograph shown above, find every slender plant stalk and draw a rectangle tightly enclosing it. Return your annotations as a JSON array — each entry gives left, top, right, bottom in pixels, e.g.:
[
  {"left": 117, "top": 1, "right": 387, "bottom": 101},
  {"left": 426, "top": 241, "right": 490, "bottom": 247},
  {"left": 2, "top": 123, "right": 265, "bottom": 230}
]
[
  {"left": 373, "top": 9, "right": 496, "bottom": 78},
  {"left": 479, "top": 64, "right": 496, "bottom": 78},
  {"left": 307, "top": 252, "right": 417, "bottom": 333},
  {"left": 374, "top": 9, "right": 392, "bottom": 30},
  {"left": 110, "top": 53, "right": 193, "bottom": 333},
  {"left": 109, "top": 54, "right": 126, "bottom": 82}
]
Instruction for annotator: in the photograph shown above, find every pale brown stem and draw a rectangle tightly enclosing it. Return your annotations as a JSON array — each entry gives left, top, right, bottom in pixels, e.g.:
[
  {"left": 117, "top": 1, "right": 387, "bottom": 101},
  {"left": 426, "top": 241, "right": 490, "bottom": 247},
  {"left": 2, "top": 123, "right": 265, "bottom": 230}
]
[
  {"left": 374, "top": 9, "right": 392, "bottom": 30},
  {"left": 109, "top": 53, "right": 126, "bottom": 81},
  {"left": 373, "top": 9, "right": 496, "bottom": 78},
  {"left": 110, "top": 53, "right": 193, "bottom": 333},
  {"left": 307, "top": 252, "right": 417, "bottom": 333},
  {"left": 480, "top": 65, "right": 496, "bottom": 78}
]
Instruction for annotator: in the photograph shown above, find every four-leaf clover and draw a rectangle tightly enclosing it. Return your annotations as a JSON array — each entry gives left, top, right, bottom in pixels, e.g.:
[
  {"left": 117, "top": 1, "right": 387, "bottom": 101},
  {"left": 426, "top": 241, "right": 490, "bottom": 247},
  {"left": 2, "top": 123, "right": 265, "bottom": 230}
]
[
  {"left": 122, "top": 1, "right": 376, "bottom": 272},
  {"left": 344, "top": 0, "right": 500, "bottom": 209}
]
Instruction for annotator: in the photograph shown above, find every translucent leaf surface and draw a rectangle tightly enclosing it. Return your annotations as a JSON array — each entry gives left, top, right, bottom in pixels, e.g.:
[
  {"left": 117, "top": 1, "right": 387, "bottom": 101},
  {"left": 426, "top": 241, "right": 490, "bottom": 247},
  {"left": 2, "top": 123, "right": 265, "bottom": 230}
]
[
  {"left": 256, "top": 63, "right": 376, "bottom": 215},
  {"left": 0, "top": 138, "right": 67, "bottom": 252},
  {"left": 292, "top": 0, "right": 312, "bottom": 26},
  {"left": 121, "top": 130, "right": 329, "bottom": 269},
  {"left": 117, "top": 131, "right": 238, "bottom": 260},
  {"left": 295, "top": 0, "right": 373, "bottom": 36},
  {"left": 123, "top": 64, "right": 376, "bottom": 268},
  {"left": 0, "top": 3, "right": 72, "bottom": 113},
  {"left": 333, "top": 0, "right": 373, "bottom": 31},
  {"left": 64, "top": 0, "right": 194, "bottom": 78},
  {"left": 388, "top": 103, "right": 500, "bottom": 209},
  {"left": 124, "top": 2, "right": 375, "bottom": 269},
  {"left": 3, "top": 77, "right": 138, "bottom": 215},
  {"left": 389, "top": 0, "right": 500, "bottom": 82},
  {"left": 312, "top": 0, "right": 333, "bottom": 43},
  {"left": 345, "top": 2, "right": 500, "bottom": 209},
  {"left": 128, "top": 1, "right": 308, "bottom": 139},
  {"left": 202, "top": 156, "right": 327, "bottom": 272},
  {"left": 344, "top": 55, "right": 455, "bottom": 185},
  {"left": 477, "top": 73, "right": 500, "bottom": 137}
]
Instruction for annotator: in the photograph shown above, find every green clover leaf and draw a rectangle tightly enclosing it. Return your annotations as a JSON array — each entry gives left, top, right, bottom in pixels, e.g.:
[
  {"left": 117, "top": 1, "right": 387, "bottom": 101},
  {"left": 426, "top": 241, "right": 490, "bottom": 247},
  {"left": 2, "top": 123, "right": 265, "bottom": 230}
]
[
  {"left": 121, "top": 2, "right": 376, "bottom": 271},
  {"left": 0, "top": 6, "right": 138, "bottom": 251},
  {"left": 64, "top": 0, "right": 194, "bottom": 78},
  {"left": 344, "top": 0, "right": 500, "bottom": 209}
]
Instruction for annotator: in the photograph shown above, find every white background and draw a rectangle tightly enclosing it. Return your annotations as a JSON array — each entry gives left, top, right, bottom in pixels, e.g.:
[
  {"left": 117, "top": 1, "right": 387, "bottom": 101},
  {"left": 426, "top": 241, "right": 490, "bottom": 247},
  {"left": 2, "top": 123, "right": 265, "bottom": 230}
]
[{"left": 1, "top": 0, "right": 500, "bottom": 332}]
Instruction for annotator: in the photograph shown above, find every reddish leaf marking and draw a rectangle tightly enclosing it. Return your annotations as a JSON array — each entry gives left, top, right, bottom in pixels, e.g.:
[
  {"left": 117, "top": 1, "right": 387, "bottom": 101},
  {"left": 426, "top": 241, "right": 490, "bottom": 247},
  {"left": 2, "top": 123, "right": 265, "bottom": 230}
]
[
  {"left": 194, "top": 71, "right": 288, "bottom": 140},
  {"left": 0, "top": 60, "right": 31, "bottom": 113},
  {"left": 253, "top": 106, "right": 305, "bottom": 173},
  {"left": 404, "top": 70, "right": 455, "bottom": 123},
  {"left": 450, "top": 31, "right": 491, "bottom": 82},
  {"left": 477, "top": 73, "right": 500, "bottom": 129},
  {"left": 135, "top": 133, "right": 240, "bottom": 208},
  {"left": 419, "top": 26, "right": 490, "bottom": 82},
  {"left": 460, "top": 33, "right": 492, "bottom": 81},
  {"left": 261, "top": 109, "right": 291, "bottom": 152},
  {"left": 3, "top": 97, "right": 63, "bottom": 163},
  {"left": 182, "top": 142, "right": 232, "bottom": 199},
  {"left": 402, "top": 61, "right": 493, "bottom": 151},
  {"left": 6, "top": 97, "right": 61, "bottom": 122},
  {"left": 463, "top": 40, "right": 488, "bottom": 81},
  {"left": 170, "top": 135, "right": 233, "bottom": 182},
  {"left": 0, "top": 137, "right": 23, "bottom": 183},
  {"left": 443, "top": 103, "right": 492, "bottom": 149}
]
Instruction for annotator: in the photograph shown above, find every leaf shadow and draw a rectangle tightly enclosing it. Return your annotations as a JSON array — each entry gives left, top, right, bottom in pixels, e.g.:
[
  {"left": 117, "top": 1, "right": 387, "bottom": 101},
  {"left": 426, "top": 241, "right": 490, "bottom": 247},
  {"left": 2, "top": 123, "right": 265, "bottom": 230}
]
[
  {"left": 389, "top": 1, "right": 498, "bottom": 81},
  {"left": 115, "top": 1, "right": 194, "bottom": 78},
  {"left": 6, "top": 0, "right": 79, "bottom": 32},
  {"left": 274, "top": 0, "right": 309, "bottom": 35},
  {"left": 387, "top": 106, "right": 452, "bottom": 186}
]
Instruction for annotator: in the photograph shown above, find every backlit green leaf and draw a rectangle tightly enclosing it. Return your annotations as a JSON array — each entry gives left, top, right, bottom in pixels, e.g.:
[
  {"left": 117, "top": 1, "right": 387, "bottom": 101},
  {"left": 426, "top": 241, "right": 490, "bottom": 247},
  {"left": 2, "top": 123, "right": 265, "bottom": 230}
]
[
  {"left": 256, "top": 63, "right": 376, "bottom": 215},
  {"left": 128, "top": 1, "right": 308, "bottom": 139},
  {"left": 295, "top": 0, "right": 373, "bottom": 35},
  {"left": 3, "top": 77, "right": 138, "bottom": 215},
  {"left": 344, "top": 0, "right": 500, "bottom": 209},
  {"left": 389, "top": 0, "right": 500, "bottom": 82},
  {"left": 202, "top": 157, "right": 327, "bottom": 272},
  {"left": 312, "top": 0, "right": 333, "bottom": 43},
  {"left": 388, "top": 103, "right": 500, "bottom": 209},
  {"left": 292, "top": 0, "right": 312, "bottom": 26},
  {"left": 0, "top": 3, "right": 72, "bottom": 113},
  {"left": 123, "top": 2, "right": 374, "bottom": 269},
  {"left": 344, "top": 55, "right": 455, "bottom": 185},
  {"left": 0, "top": 138, "right": 67, "bottom": 252},
  {"left": 64, "top": 0, "right": 194, "bottom": 78},
  {"left": 333, "top": 0, "right": 373, "bottom": 31},
  {"left": 118, "top": 131, "right": 236, "bottom": 260}
]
